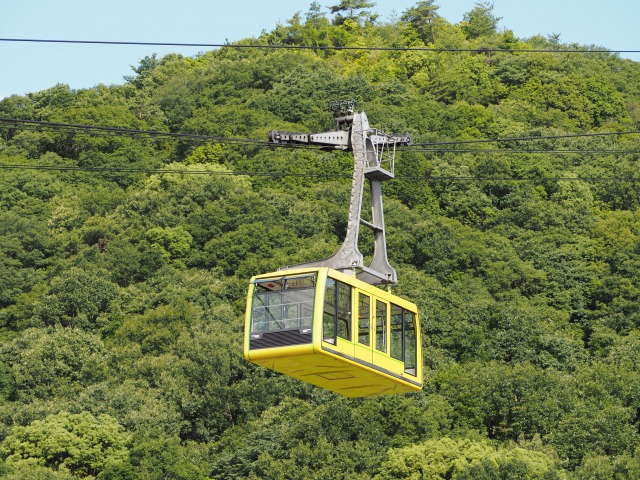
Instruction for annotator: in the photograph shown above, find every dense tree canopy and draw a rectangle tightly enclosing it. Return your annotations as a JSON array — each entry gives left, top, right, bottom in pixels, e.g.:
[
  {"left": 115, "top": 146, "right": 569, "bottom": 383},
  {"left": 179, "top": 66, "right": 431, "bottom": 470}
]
[{"left": 1, "top": 1, "right": 640, "bottom": 478}]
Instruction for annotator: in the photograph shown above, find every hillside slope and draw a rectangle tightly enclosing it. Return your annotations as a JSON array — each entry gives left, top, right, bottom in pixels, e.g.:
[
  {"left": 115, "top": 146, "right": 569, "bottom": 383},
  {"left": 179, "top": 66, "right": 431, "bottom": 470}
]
[{"left": 0, "top": 2, "right": 639, "bottom": 478}]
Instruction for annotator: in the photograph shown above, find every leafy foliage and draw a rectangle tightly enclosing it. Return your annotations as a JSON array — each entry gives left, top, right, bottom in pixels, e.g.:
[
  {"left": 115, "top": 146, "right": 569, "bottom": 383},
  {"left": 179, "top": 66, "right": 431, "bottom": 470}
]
[
  {"left": 1, "top": 1, "right": 640, "bottom": 478},
  {"left": 0, "top": 411, "right": 130, "bottom": 477}
]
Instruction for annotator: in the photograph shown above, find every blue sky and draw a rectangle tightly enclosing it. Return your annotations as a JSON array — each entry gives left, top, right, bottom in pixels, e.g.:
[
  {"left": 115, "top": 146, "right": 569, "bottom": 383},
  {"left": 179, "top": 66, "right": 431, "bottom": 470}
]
[{"left": 1, "top": 0, "right": 639, "bottom": 99}]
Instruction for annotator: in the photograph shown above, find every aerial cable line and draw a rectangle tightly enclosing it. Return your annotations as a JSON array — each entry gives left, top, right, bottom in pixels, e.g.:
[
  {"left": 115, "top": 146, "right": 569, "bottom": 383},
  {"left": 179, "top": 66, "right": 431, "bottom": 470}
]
[
  {"left": 405, "top": 148, "right": 640, "bottom": 155},
  {"left": 401, "top": 175, "right": 640, "bottom": 182},
  {"left": 7, "top": 123, "right": 640, "bottom": 160},
  {"left": 1, "top": 124, "right": 327, "bottom": 152},
  {"left": 406, "top": 176, "right": 640, "bottom": 182},
  {"left": 0, "top": 163, "right": 351, "bottom": 178},
  {"left": 3, "top": 118, "right": 640, "bottom": 152},
  {"left": 408, "top": 129, "right": 640, "bottom": 147},
  {"left": 0, "top": 117, "right": 271, "bottom": 146},
  {"left": 2, "top": 163, "right": 640, "bottom": 183},
  {"left": 0, "top": 37, "right": 637, "bottom": 54},
  {"left": 0, "top": 117, "right": 331, "bottom": 151}
]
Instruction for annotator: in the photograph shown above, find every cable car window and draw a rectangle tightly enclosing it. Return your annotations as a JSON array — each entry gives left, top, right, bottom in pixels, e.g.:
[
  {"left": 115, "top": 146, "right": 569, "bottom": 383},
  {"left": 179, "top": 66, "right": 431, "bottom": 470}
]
[
  {"left": 323, "top": 279, "right": 336, "bottom": 344},
  {"left": 390, "top": 304, "right": 403, "bottom": 361},
  {"left": 404, "top": 311, "right": 417, "bottom": 376},
  {"left": 376, "top": 301, "right": 387, "bottom": 353},
  {"left": 358, "top": 293, "right": 371, "bottom": 346},
  {"left": 323, "top": 278, "right": 352, "bottom": 343},
  {"left": 251, "top": 274, "right": 316, "bottom": 333},
  {"left": 388, "top": 304, "right": 419, "bottom": 375},
  {"left": 337, "top": 281, "right": 352, "bottom": 341}
]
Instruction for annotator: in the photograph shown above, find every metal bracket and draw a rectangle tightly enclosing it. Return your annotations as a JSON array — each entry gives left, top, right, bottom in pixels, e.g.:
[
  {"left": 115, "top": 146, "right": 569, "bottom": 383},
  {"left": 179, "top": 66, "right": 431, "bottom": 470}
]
[{"left": 269, "top": 109, "right": 410, "bottom": 285}]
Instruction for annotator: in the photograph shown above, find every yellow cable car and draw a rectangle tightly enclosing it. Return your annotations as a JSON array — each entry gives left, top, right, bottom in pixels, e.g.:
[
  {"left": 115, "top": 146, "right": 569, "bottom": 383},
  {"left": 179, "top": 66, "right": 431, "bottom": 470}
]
[
  {"left": 246, "top": 105, "right": 421, "bottom": 396},
  {"left": 244, "top": 267, "right": 422, "bottom": 397}
]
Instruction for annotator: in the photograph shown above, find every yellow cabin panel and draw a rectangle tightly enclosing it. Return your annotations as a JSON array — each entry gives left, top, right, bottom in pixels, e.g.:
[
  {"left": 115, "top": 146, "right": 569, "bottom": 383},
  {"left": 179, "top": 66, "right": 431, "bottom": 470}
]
[
  {"left": 247, "top": 345, "right": 421, "bottom": 397},
  {"left": 244, "top": 267, "right": 423, "bottom": 397}
]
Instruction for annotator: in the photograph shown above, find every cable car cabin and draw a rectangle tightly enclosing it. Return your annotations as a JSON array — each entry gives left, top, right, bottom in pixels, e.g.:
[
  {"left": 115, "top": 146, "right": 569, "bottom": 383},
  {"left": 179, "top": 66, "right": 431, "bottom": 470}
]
[{"left": 244, "top": 267, "right": 422, "bottom": 397}]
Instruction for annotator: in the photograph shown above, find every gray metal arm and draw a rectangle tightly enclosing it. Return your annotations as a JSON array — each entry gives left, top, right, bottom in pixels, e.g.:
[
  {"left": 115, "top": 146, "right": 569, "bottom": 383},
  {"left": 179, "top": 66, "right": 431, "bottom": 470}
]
[{"left": 269, "top": 110, "right": 410, "bottom": 285}]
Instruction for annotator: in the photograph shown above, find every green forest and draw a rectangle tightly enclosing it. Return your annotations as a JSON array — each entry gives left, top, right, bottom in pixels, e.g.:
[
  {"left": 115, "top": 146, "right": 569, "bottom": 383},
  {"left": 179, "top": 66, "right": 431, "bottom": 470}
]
[{"left": 1, "top": 1, "right": 640, "bottom": 478}]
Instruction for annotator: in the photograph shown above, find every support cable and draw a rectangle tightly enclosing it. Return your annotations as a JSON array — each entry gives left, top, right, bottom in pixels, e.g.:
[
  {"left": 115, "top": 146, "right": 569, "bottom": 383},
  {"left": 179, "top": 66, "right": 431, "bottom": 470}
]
[
  {"left": 0, "top": 37, "right": 636, "bottom": 54},
  {"left": 1, "top": 163, "right": 640, "bottom": 183}
]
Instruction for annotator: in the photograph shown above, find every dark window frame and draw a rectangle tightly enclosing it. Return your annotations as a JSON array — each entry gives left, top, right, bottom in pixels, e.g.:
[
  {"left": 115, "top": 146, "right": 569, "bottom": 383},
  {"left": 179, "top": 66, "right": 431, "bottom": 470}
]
[
  {"left": 375, "top": 300, "right": 387, "bottom": 353},
  {"left": 250, "top": 274, "right": 317, "bottom": 334},
  {"left": 389, "top": 303, "right": 418, "bottom": 376},
  {"left": 358, "top": 292, "right": 371, "bottom": 346},
  {"left": 323, "top": 277, "right": 352, "bottom": 344}
]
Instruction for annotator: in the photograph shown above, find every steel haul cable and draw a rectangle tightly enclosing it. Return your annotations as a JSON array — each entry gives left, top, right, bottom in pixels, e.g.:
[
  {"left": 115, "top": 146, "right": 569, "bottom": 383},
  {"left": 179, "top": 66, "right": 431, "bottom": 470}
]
[{"left": 0, "top": 37, "right": 637, "bottom": 54}]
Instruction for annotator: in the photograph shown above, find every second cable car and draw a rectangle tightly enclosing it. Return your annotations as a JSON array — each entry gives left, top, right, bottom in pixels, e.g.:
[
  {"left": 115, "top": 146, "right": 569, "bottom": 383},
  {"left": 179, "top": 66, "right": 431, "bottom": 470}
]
[{"left": 244, "top": 267, "right": 422, "bottom": 397}]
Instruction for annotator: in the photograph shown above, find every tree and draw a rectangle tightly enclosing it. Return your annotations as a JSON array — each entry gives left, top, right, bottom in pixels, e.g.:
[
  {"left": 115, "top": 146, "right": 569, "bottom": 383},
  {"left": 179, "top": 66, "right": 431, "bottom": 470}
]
[
  {"left": 306, "top": 2, "right": 325, "bottom": 23},
  {"left": 124, "top": 54, "right": 160, "bottom": 89},
  {"left": 1, "top": 327, "right": 107, "bottom": 400},
  {"left": 462, "top": 2, "right": 501, "bottom": 39},
  {"left": 375, "top": 437, "right": 567, "bottom": 479},
  {"left": 545, "top": 400, "right": 637, "bottom": 469},
  {"left": 32, "top": 267, "right": 119, "bottom": 329},
  {"left": 431, "top": 362, "right": 578, "bottom": 441},
  {"left": 127, "top": 430, "right": 208, "bottom": 480},
  {"left": 401, "top": 0, "right": 441, "bottom": 44},
  {"left": 574, "top": 448, "right": 640, "bottom": 480},
  {"left": 329, "top": 0, "right": 377, "bottom": 25},
  {"left": 0, "top": 411, "right": 131, "bottom": 478}
]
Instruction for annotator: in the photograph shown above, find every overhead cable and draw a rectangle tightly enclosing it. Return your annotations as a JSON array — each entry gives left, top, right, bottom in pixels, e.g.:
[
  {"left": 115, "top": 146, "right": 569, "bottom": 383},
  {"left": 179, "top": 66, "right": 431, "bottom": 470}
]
[
  {"left": 406, "top": 148, "right": 640, "bottom": 155},
  {"left": 0, "top": 163, "right": 350, "bottom": 178},
  {"left": 3, "top": 118, "right": 640, "bottom": 152},
  {"left": 0, "top": 37, "right": 636, "bottom": 54},
  {"left": 409, "top": 130, "right": 640, "bottom": 147},
  {"left": 0, "top": 117, "right": 269, "bottom": 146},
  {"left": 2, "top": 163, "right": 640, "bottom": 183}
]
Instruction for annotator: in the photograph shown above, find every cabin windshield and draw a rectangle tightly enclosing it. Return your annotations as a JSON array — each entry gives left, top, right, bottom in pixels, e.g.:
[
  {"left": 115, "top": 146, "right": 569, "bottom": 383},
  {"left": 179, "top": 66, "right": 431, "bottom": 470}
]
[{"left": 250, "top": 274, "right": 317, "bottom": 334}]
